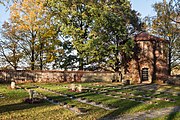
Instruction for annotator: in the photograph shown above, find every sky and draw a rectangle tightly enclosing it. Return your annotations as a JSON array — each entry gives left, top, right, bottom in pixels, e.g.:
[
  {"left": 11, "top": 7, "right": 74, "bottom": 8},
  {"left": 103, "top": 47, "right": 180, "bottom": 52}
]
[
  {"left": 0, "top": 0, "right": 164, "bottom": 27},
  {"left": 0, "top": 5, "right": 9, "bottom": 25},
  {"left": 130, "top": 0, "right": 162, "bottom": 17}
]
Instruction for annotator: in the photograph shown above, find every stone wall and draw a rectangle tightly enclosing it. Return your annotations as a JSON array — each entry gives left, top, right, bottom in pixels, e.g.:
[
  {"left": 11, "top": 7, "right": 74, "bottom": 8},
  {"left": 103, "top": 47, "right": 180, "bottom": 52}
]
[
  {"left": 0, "top": 70, "right": 118, "bottom": 83},
  {"left": 166, "top": 75, "right": 180, "bottom": 85}
]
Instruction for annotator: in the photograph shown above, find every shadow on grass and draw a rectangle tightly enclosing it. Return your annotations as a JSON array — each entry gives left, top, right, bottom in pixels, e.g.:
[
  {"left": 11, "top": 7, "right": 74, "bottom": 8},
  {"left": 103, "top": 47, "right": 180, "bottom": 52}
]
[
  {"left": 49, "top": 92, "right": 109, "bottom": 103},
  {"left": 0, "top": 101, "right": 49, "bottom": 114},
  {"left": 98, "top": 84, "right": 159, "bottom": 120},
  {"left": 69, "top": 84, "right": 160, "bottom": 119},
  {"left": 49, "top": 95, "right": 70, "bottom": 102},
  {"left": 98, "top": 100, "right": 141, "bottom": 120},
  {"left": 167, "top": 106, "right": 180, "bottom": 120}
]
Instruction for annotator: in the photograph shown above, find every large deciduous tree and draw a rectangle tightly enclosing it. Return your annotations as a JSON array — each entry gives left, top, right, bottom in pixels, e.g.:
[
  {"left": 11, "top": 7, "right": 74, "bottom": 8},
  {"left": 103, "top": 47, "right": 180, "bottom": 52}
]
[
  {"left": 152, "top": 0, "right": 180, "bottom": 75},
  {"left": 48, "top": 0, "right": 141, "bottom": 72},
  {"left": 0, "top": 22, "right": 23, "bottom": 70},
  {"left": 7, "top": 0, "right": 59, "bottom": 70},
  {"left": 86, "top": 0, "right": 140, "bottom": 72},
  {"left": 48, "top": 0, "right": 94, "bottom": 70}
]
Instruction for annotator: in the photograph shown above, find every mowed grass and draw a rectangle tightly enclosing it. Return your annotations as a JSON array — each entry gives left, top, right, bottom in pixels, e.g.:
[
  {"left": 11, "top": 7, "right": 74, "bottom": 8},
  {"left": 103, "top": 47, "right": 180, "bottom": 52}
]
[{"left": 0, "top": 83, "right": 179, "bottom": 120}]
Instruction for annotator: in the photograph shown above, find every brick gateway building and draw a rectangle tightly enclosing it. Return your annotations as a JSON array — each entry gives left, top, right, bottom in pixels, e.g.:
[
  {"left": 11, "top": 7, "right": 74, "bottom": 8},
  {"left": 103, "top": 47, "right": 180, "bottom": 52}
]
[{"left": 125, "top": 32, "right": 169, "bottom": 84}]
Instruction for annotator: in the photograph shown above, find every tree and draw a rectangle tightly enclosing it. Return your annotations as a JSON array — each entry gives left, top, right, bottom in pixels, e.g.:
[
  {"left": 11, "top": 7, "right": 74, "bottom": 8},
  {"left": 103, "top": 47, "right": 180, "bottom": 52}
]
[
  {"left": 53, "top": 38, "right": 78, "bottom": 70},
  {"left": 86, "top": 1, "right": 140, "bottom": 72},
  {"left": 8, "top": 0, "right": 59, "bottom": 70},
  {"left": 151, "top": 0, "right": 180, "bottom": 75},
  {"left": 166, "top": 0, "right": 180, "bottom": 24},
  {"left": 35, "top": 17, "right": 60, "bottom": 70},
  {"left": 0, "top": 22, "right": 23, "bottom": 70},
  {"left": 0, "top": 0, "right": 10, "bottom": 6},
  {"left": 48, "top": 0, "right": 141, "bottom": 72},
  {"left": 48, "top": 0, "right": 95, "bottom": 70},
  {"left": 0, "top": 0, "right": 20, "bottom": 7}
]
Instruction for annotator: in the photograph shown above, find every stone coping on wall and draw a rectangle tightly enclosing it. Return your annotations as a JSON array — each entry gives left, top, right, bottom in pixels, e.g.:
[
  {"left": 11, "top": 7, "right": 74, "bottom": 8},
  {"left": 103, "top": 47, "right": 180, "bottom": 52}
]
[{"left": 0, "top": 70, "right": 115, "bottom": 73}]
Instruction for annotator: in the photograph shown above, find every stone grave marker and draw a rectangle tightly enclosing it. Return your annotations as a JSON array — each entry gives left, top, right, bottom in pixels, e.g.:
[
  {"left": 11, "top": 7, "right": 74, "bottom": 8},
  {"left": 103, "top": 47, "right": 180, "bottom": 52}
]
[
  {"left": 69, "top": 95, "right": 76, "bottom": 99},
  {"left": 70, "top": 84, "right": 76, "bottom": 91},
  {"left": 113, "top": 95, "right": 119, "bottom": 98},
  {"left": 11, "top": 81, "right": 16, "bottom": 89},
  {"left": 129, "top": 93, "right": 135, "bottom": 96},
  {"left": 164, "top": 98, "right": 175, "bottom": 102},
  {"left": 67, "top": 104, "right": 75, "bottom": 109},
  {"left": 80, "top": 97, "right": 86, "bottom": 101},
  {"left": 129, "top": 98, "right": 136, "bottom": 101},
  {"left": 95, "top": 101, "right": 102, "bottom": 105},
  {"left": 172, "top": 92, "right": 180, "bottom": 96},
  {"left": 106, "top": 104, "right": 118, "bottom": 109},
  {"left": 86, "top": 99, "right": 93, "bottom": 103},
  {"left": 73, "top": 107, "right": 87, "bottom": 114},
  {"left": 76, "top": 97, "right": 81, "bottom": 101},
  {"left": 28, "top": 89, "right": 34, "bottom": 99},
  {"left": 59, "top": 102, "right": 67, "bottom": 106},
  {"left": 0, "top": 93, "right": 5, "bottom": 98},
  {"left": 145, "top": 101, "right": 153, "bottom": 104},
  {"left": 77, "top": 85, "right": 82, "bottom": 92},
  {"left": 137, "top": 95, "right": 142, "bottom": 97},
  {"left": 53, "top": 100, "right": 59, "bottom": 104},
  {"left": 32, "top": 91, "right": 39, "bottom": 98}
]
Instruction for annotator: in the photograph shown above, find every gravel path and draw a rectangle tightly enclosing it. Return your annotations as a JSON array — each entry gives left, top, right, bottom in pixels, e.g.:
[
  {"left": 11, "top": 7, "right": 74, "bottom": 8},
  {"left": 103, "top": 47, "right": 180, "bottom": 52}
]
[{"left": 100, "top": 106, "right": 180, "bottom": 120}]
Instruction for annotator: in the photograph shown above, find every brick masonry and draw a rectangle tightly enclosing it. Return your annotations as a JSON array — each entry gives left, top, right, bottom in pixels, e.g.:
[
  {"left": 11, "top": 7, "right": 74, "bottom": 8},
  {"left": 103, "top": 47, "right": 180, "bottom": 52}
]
[{"left": 126, "top": 32, "right": 169, "bottom": 83}]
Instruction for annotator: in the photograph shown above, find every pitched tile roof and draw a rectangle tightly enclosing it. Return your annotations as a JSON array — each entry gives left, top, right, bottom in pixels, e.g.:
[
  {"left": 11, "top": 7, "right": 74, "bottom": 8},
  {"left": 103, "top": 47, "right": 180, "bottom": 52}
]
[{"left": 134, "top": 32, "right": 169, "bottom": 43}]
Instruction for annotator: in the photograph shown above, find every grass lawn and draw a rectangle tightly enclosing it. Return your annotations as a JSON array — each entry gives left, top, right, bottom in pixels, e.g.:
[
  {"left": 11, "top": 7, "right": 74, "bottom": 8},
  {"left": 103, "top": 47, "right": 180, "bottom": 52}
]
[{"left": 0, "top": 82, "right": 179, "bottom": 120}]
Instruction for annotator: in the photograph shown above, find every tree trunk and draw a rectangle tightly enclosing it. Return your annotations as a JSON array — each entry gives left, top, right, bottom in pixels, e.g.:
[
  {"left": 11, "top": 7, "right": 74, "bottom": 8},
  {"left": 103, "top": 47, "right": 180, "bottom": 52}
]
[
  {"left": 168, "top": 46, "right": 172, "bottom": 75},
  {"left": 79, "top": 57, "right": 83, "bottom": 70},
  {"left": 31, "top": 37, "right": 35, "bottom": 70},
  {"left": 31, "top": 49, "right": 35, "bottom": 70},
  {"left": 152, "top": 41, "right": 157, "bottom": 83},
  {"left": 40, "top": 40, "right": 43, "bottom": 70}
]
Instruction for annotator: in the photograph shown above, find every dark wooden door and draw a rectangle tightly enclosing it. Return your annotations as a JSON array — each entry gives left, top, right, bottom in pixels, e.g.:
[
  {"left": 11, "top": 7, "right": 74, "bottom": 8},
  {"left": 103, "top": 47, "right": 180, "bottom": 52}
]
[{"left": 142, "top": 68, "right": 148, "bottom": 81}]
